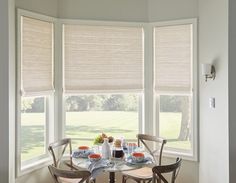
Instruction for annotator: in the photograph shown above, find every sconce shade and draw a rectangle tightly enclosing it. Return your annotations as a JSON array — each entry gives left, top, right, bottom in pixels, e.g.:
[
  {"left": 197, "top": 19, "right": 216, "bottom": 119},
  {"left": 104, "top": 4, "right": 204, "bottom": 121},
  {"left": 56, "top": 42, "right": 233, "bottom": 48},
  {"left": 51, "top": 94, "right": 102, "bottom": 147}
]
[{"left": 201, "top": 64, "right": 212, "bottom": 76}]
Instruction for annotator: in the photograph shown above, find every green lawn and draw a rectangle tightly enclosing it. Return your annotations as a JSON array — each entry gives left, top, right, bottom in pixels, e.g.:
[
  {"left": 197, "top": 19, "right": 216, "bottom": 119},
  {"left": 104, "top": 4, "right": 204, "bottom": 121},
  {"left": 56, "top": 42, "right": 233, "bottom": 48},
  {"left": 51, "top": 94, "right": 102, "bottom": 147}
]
[
  {"left": 21, "top": 111, "right": 191, "bottom": 161},
  {"left": 65, "top": 111, "right": 139, "bottom": 140}
]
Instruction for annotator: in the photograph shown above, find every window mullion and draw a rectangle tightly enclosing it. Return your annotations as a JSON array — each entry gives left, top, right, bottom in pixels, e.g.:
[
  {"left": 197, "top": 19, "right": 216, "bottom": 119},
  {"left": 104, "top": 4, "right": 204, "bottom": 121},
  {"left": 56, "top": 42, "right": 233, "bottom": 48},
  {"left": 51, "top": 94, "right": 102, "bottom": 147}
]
[
  {"left": 143, "top": 24, "right": 154, "bottom": 135},
  {"left": 54, "top": 19, "right": 64, "bottom": 141}
]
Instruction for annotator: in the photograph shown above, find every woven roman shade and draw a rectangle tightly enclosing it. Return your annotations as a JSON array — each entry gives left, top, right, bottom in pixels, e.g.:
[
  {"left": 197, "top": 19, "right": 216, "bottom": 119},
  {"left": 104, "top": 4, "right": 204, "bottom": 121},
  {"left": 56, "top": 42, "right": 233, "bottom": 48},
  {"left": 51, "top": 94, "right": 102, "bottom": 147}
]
[
  {"left": 63, "top": 24, "right": 144, "bottom": 93},
  {"left": 21, "top": 16, "right": 54, "bottom": 95},
  {"left": 154, "top": 24, "right": 192, "bottom": 94}
]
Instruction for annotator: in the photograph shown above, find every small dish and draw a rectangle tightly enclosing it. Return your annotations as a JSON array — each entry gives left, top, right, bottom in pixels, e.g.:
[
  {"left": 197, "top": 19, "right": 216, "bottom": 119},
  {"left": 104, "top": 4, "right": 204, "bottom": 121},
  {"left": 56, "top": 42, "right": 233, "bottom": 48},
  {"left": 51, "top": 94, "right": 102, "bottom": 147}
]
[{"left": 88, "top": 153, "right": 101, "bottom": 162}]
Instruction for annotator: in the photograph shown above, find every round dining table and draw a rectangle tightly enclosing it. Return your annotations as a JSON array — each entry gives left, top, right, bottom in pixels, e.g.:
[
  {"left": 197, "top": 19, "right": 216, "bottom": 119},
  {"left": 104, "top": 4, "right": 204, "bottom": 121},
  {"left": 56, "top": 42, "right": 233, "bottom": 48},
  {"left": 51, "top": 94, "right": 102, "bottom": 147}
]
[{"left": 72, "top": 155, "right": 153, "bottom": 183}]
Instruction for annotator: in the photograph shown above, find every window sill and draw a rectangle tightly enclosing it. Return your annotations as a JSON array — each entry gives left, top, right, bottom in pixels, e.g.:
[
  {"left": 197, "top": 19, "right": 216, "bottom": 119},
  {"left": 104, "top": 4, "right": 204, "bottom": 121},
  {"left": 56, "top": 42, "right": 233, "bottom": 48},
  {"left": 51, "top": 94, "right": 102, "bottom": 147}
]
[
  {"left": 163, "top": 150, "right": 198, "bottom": 162},
  {"left": 17, "top": 157, "right": 52, "bottom": 177}
]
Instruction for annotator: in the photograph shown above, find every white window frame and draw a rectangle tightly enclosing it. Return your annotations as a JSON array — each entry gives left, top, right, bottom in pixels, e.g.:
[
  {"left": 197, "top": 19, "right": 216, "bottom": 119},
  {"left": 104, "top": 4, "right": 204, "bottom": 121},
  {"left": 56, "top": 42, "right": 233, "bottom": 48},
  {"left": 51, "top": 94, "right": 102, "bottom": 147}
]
[
  {"left": 16, "top": 9, "right": 56, "bottom": 176},
  {"left": 151, "top": 19, "right": 198, "bottom": 161},
  {"left": 59, "top": 19, "right": 147, "bottom": 143}
]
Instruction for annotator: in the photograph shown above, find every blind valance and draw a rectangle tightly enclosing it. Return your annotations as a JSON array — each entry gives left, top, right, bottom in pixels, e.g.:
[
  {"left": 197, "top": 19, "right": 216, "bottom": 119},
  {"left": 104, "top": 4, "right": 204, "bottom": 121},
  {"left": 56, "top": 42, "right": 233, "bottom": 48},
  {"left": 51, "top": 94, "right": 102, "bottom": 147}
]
[
  {"left": 21, "top": 16, "right": 54, "bottom": 95},
  {"left": 154, "top": 24, "right": 192, "bottom": 94},
  {"left": 63, "top": 24, "right": 144, "bottom": 93}
]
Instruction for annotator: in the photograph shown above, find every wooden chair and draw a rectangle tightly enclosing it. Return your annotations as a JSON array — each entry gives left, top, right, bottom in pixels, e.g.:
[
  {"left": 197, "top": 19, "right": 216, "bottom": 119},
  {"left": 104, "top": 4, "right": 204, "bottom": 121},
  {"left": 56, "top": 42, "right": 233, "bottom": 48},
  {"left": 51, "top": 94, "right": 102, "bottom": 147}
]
[
  {"left": 48, "top": 138, "right": 77, "bottom": 170},
  {"left": 152, "top": 157, "right": 182, "bottom": 183},
  {"left": 122, "top": 134, "right": 167, "bottom": 183},
  {"left": 48, "top": 165, "right": 91, "bottom": 183}
]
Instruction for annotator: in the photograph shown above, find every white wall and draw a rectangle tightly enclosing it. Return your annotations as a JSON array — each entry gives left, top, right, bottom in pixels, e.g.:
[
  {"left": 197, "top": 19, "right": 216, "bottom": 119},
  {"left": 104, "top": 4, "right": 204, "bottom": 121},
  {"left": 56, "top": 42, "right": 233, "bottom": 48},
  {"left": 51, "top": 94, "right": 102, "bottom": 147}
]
[
  {"left": 15, "top": 0, "right": 58, "bottom": 17},
  {"left": 0, "top": 0, "right": 11, "bottom": 182},
  {"left": 198, "top": 0, "right": 229, "bottom": 182},
  {"left": 58, "top": 0, "right": 148, "bottom": 22},
  {"left": 147, "top": 0, "right": 198, "bottom": 22},
  {"left": 229, "top": 0, "right": 236, "bottom": 182},
  {"left": 0, "top": 0, "right": 15, "bottom": 182}
]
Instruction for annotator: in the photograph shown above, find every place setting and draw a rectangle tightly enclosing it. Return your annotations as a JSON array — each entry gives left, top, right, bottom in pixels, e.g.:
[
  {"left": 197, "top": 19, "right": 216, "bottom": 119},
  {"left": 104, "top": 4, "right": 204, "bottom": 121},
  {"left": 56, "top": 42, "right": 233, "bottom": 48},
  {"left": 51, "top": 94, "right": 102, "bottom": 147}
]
[{"left": 125, "top": 152, "right": 153, "bottom": 166}]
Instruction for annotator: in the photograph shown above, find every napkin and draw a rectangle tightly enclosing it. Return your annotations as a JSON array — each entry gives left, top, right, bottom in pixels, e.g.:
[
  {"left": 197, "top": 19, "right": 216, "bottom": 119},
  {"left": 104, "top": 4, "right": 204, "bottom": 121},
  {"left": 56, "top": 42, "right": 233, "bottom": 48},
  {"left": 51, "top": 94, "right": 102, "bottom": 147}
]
[
  {"left": 72, "top": 150, "right": 94, "bottom": 158},
  {"left": 88, "top": 159, "right": 112, "bottom": 179}
]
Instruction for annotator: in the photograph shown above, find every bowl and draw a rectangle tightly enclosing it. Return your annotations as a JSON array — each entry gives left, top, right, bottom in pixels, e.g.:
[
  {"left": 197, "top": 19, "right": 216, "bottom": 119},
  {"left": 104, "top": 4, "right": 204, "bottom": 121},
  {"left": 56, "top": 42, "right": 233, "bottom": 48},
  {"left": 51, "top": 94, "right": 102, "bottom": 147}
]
[
  {"left": 78, "top": 146, "right": 90, "bottom": 153},
  {"left": 88, "top": 153, "right": 101, "bottom": 162},
  {"left": 131, "top": 152, "right": 145, "bottom": 162}
]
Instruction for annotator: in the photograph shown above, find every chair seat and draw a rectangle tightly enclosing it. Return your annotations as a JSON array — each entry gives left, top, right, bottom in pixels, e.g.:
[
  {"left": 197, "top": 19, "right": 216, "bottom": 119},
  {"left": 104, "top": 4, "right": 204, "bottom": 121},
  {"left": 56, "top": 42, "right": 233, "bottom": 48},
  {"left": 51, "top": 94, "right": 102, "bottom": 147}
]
[
  {"left": 123, "top": 167, "right": 153, "bottom": 179},
  {"left": 58, "top": 177, "right": 82, "bottom": 183}
]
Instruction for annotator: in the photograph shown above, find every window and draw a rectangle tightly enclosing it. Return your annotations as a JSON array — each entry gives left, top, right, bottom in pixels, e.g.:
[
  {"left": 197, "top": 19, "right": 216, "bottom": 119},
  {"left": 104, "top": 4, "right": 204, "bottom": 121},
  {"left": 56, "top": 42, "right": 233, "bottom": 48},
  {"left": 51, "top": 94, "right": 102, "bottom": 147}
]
[
  {"left": 65, "top": 94, "right": 141, "bottom": 148},
  {"left": 159, "top": 95, "right": 192, "bottom": 151},
  {"left": 154, "top": 22, "right": 196, "bottom": 158},
  {"left": 21, "top": 96, "right": 47, "bottom": 163},
  {"left": 17, "top": 11, "right": 55, "bottom": 174},
  {"left": 63, "top": 24, "right": 144, "bottom": 145}
]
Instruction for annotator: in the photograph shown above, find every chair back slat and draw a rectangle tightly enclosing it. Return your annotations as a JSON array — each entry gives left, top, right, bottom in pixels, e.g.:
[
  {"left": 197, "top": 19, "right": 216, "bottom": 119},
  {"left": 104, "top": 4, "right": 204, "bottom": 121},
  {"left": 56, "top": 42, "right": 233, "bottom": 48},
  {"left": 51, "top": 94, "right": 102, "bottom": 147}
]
[
  {"left": 137, "top": 134, "right": 167, "bottom": 165},
  {"left": 152, "top": 157, "right": 182, "bottom": 183},
  {"left": 48, "top": 138, "right": 72, "bottom": 168},
  {"left": 48, "top": 165, "right": 91, "bottom": 183}
]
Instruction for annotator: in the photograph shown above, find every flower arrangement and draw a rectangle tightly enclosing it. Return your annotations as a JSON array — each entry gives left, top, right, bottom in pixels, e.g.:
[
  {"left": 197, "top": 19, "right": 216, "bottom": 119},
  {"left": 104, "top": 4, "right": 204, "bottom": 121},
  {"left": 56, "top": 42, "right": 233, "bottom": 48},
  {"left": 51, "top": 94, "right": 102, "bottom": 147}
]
[{"left": 93, "top": 133, "right": 114, "bottom": 144}]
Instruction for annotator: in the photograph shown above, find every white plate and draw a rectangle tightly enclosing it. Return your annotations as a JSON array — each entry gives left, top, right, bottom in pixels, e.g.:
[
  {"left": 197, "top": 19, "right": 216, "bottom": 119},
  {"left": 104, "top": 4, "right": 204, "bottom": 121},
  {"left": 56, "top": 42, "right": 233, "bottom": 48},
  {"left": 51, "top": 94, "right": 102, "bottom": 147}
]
[{"left": 125, "top": 157, "right": 152, "bottom": 165}]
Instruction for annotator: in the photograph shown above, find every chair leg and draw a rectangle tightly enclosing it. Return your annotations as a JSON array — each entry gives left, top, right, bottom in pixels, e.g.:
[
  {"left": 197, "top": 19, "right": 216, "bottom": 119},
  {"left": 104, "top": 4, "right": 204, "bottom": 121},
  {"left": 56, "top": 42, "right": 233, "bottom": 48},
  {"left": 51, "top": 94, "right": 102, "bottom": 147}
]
[
  {"left": 122, "top": 175, "right": 127, "bottom": 183},
  {"left": 88, "top": 178, "right": 95, "bottom": 183}
]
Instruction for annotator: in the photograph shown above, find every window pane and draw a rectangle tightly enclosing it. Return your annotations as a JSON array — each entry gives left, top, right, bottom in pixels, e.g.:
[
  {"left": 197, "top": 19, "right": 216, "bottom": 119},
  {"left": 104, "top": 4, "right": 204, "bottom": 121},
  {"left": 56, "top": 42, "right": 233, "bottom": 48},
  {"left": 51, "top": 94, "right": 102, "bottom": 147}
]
[
  {"left": 21, "top": 96, "right": 46, "bottom": 162},
  {"left": 159, "top": 95, "right": 192, "bottom": 151},
  {"left": 65, "top": 94, "right": 140, "bottom": 145}
]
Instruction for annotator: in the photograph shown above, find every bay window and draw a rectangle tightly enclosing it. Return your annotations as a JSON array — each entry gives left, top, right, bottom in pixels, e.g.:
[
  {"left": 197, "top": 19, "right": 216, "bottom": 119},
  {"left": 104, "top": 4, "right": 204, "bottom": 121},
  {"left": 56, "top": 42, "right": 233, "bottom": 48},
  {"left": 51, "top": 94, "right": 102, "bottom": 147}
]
[{"left": 17, "top": 9, "right": 198, "bottom": 175}]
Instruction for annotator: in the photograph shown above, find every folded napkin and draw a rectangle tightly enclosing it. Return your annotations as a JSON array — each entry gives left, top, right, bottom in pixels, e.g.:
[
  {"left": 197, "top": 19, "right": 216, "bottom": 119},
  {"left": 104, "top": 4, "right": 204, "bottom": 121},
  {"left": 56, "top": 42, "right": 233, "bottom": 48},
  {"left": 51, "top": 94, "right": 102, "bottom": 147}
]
[
  {"left": 88, "top": 159, "right": 112, "bottom": 179},
  {"left": 72, "top": 150, "right": 94, "bottom": 158}
]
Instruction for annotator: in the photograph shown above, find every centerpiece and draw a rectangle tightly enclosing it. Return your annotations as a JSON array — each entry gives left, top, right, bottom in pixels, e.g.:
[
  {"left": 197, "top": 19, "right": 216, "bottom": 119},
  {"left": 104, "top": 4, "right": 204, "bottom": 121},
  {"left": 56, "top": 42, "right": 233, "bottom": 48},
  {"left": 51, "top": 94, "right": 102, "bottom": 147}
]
[{"left": 93, "top": 133, "right": 114, "bottom": 144}]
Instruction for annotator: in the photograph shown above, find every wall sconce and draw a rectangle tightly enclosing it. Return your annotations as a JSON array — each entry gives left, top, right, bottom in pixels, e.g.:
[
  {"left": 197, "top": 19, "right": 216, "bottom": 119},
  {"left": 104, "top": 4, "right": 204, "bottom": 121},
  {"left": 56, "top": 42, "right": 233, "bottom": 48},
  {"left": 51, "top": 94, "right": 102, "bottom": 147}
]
[{"left": 201, "top": 64, "right": 216, "bottom": 82}]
